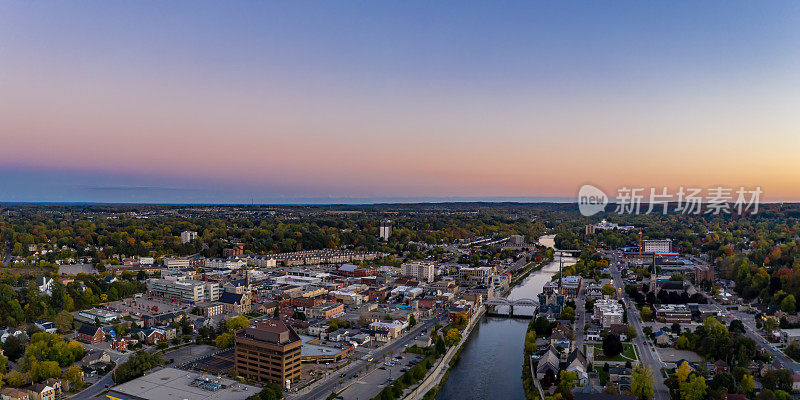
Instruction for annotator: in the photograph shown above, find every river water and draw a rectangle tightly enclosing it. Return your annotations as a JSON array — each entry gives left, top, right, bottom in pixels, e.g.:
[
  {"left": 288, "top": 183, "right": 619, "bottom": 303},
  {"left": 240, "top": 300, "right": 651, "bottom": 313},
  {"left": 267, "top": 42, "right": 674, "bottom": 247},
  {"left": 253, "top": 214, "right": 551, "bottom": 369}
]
[{"left": 435, "top": 235, "right": 573, "bottom": 400}]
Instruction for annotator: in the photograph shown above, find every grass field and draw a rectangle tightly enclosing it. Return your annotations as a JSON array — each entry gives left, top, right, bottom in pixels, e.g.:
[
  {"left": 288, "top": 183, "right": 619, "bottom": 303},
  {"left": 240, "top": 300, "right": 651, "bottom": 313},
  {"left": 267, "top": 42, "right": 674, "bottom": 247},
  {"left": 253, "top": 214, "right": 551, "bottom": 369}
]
[{"left": 585, "top": 343, "right": 638, "bottom": 362}]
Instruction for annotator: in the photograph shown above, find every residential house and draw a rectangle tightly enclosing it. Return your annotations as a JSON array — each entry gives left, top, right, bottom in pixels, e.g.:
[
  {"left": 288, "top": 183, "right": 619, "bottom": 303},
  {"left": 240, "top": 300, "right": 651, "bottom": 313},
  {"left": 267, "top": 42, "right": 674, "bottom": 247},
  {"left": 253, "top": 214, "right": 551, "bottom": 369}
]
[
  {"left": 25, "top": 384, "right": 54, "bottom": 400},
  {"left": 0, "top": 388, "right": 30, "bottom": 400},
  {"left": 76, "top": 324, "right": 104, "bottom": 344},
  {"left": 82, "top": 350, "right": 110, "bottom": 367}
]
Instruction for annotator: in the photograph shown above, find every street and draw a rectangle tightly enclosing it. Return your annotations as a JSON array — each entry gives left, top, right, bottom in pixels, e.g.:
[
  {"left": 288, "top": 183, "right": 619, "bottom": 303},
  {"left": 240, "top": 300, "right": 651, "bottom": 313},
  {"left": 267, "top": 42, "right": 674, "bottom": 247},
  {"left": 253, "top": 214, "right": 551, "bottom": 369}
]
[
  {"left": 610, "top": 254, "right": 670, "bottom": 400},
  {"left": 290, "top": 313, "right": 447, "bottom": 400}
]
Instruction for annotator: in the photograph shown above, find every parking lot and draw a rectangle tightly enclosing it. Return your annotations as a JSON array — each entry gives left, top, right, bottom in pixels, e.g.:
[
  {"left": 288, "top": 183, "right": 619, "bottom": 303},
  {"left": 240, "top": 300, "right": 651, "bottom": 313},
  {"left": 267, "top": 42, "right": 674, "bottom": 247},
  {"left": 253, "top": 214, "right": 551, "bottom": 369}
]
[
  {"left": 335, "top": 353, "right": 424, "bottom": 400},
  {"left": 109, "top": 295, "right": 193, "bottom": 316}
]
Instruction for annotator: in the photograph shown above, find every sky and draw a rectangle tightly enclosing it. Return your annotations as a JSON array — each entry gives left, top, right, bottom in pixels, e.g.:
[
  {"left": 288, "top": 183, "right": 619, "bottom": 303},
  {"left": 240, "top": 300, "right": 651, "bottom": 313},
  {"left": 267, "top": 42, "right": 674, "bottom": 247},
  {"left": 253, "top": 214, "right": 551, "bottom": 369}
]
[{"left": 1, "top": 1, "right": 799, "bottom": 203}]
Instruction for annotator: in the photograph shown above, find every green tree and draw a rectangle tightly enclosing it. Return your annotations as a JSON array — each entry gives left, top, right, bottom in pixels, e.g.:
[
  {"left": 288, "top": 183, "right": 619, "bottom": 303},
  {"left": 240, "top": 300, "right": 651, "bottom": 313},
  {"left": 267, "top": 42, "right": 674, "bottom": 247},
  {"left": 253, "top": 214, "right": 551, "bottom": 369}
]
[
  {"left": 781, "top": 295, "right": 796, "bottom": 314},
  {"left": 558, "top": 370, "right": 577, "bottom": 395},
  {"left": 631, "top": 364, "right": 654, "bottom": 400},
  {"left": 740, "top": 374, "right": 755, "bottom": 395},
  {"left": 215, "top": 332, "right": 234, "bottom": 349},
  {"left": 63, "top": 365, "right": 85, "bottom": 388},
  {"left": 680, "top": 375, "right": 707, "bottom": 400},
  {"left": 30, "top": 360, "right": 61, "bottom": 382},
  {"left": 560, "top": 306, "right": 576, "bottom": 322},
  {"left": 53, "top": 310, "right": 74, "bottom": 333},
  {"left": 225, "top": 316, "right": 250, "bottom": 332},
  {"left": 603, "top": 334, "right": 623, "bottom": 358},
  {"left": 409, "top": 314, "right": 417, "bottom": 327},
  {"left": 602, "top": 284, "right": 616, "bottom": 296}
]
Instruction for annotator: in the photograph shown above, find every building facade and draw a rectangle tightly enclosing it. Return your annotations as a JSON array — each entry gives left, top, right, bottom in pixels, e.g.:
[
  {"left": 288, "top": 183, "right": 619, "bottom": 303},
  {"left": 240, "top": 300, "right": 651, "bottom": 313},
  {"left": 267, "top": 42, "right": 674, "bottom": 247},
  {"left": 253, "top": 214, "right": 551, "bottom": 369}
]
[{"left": 235, "top": 320, "right": 302, "bottom": 387}]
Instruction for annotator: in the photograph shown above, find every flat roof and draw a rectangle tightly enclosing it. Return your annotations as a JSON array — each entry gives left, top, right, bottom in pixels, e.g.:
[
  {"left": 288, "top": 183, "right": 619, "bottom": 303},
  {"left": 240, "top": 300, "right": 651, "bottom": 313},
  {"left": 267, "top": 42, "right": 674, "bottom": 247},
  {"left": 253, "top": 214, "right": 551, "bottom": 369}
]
[{"left": 108, "top": 367, "right": 259, "bottom": 400}]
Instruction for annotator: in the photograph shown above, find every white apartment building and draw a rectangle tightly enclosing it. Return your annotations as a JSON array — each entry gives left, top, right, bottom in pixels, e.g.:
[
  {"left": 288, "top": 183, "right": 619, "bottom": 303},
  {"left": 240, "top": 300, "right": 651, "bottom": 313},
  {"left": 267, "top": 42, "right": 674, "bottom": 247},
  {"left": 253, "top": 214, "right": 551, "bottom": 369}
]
[
  {"left": 163, "top": 257, "right": 191, "bottom": 269},
  {"left": 379, "top": 220, "right": 393, "bottom": 241},
  {"left": 401, "top": 261, "right": 435, "bottom": 282},
  {"left": 644, "top": 239, "right": 673, "bottom": 253},
  {"left": 139, "top": 257, "right": 155, "bottom": 265},
  {"left": 593, "top": 298, "right": 624, "bottom": 328},
  {"left": 180, "top": 231, "right": 198, "bottom": 243},
  {"left": 146, "top": 278, "right": 221, "bottom": 303},
  {"left": 459, "top": 266, "right": 494, "bottom": 284},
  {"left": 205, "top": 258, "right": 246, "bottom": 270},
  {"left": 234, "top": 254, "right": 278, "bottom": 268}
]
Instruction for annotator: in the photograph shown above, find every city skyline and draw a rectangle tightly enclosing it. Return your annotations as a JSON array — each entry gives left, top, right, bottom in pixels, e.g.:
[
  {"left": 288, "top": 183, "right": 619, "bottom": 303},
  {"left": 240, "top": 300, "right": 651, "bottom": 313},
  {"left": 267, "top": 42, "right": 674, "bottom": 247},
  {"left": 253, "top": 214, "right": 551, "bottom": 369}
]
[{"left": 2, "top": 2, "right": 800, "bottom": 203}]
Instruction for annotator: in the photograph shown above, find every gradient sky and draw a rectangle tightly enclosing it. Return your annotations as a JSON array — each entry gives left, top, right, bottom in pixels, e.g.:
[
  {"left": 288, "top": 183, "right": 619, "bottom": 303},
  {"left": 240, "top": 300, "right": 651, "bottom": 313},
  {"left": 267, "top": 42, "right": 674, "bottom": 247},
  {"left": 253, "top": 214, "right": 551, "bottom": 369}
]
[{"left": 2, "top": 1, "right": 799, "bottom": 203}]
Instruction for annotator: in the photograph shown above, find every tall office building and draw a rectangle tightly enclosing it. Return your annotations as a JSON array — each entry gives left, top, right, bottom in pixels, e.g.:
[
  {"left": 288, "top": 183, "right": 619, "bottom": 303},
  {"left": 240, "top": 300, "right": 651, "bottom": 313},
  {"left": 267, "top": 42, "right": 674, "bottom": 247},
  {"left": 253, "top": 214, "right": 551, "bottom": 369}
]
[
  {"left": 379, "top": 220, "right": 392, "bottom": 241},
  {"left": 235, "top": 320, "right": 302, "bottom": 388},
  {"left": 643, "top": 239, "right": 673, "bottom": 253}
]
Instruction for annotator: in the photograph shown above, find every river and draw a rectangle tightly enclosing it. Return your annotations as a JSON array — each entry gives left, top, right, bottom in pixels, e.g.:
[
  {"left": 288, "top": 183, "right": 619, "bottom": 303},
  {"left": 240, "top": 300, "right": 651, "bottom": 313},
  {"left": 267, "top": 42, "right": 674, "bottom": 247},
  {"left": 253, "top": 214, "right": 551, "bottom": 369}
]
[{"left": 435, "top": 235, "right": 574, "bottom": 400}]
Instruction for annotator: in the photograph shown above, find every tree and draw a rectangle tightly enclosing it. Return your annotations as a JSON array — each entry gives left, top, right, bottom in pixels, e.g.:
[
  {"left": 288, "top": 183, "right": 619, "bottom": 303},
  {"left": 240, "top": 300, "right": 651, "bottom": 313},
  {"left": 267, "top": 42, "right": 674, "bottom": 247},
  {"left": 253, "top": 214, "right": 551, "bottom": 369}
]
[
  {"left": 781, "top": 295, "right": 796, "bottom": 314},
  {"left": 631, "top": 364, "right": 654, "bottom": 400},
  {"left": 602, "top": 284, "right": 616, "bottom": 296},
  {"left": 558, "top": 370, "right": 577, "bottom": 395},
  {"left": 758, "top": 389, "right": 776, "bottom": 400},
  {"left": 560, "top": 306, "right": 576, "bottom": 322},
  {"left": 641, "top": 306, "right": 653, "bottom": 321},
  {"left": 4, "top": 370, "right": 28, "bottom": 387},
  {"left": 409, "top": 314, "right": 417, "bottom": 327},
  {"left": 680, "top": 375, "right": 707, "bottom": 400},
  {"left": 215, "top": 333, "right": 234, "bottom": 349},
  {"left": 53, "top": 310, "right": 74, "bottom": 333},
  {"left": 676, "top": 361, "right": 691, "bottom": 384},
  {"left": 225, "top": 316, "right": 250, "bottom": 332},
  {"left": 444, "top": 328, "right": 461, "bottom": 346},
  {"left": 454, "top": 312, "right": 468, "bottom": 330},
  {"left": 603, "top": 334, "right": 623, "bottom": 358},
  {"left": 740, "top": 374, "right": 755, "bottom": 395},
  {"left": 765, "top": 317, "right": 778, "bottom": 335},
  {"left": 729, "top": 319, "right": 746, "bottom": 334},
  {"left": 675, "top": 335, "right": 690, "bottom": 350},
  {"left": 30, "top": 360, "right": 61, "bottom": 382},
  {"left": 63, "top": 365, "right": 85, "bottom": 388}
]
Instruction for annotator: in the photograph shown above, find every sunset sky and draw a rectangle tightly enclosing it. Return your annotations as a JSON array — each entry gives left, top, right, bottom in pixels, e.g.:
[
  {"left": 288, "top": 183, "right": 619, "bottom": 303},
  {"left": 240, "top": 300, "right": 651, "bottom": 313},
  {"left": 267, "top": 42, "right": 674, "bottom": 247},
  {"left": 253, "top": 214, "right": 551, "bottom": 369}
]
[{"left": 2, "top": 2, "right": 799, "bottom": 203}]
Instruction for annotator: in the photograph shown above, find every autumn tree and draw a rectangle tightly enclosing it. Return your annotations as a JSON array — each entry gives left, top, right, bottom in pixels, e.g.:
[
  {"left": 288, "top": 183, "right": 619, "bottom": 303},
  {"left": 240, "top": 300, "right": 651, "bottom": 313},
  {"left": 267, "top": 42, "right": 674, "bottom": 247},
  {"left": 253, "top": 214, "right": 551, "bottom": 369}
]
[{"left": 631, "top": 364, "right": 654, "bottom": 400}]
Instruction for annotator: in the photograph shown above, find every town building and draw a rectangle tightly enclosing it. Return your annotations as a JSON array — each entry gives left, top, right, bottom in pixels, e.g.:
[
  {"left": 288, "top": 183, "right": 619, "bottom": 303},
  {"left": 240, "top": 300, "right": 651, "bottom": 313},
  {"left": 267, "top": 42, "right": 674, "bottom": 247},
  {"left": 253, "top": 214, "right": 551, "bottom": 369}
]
[
  {"left": 561, "top": 276, "right": 582, "bottom": 298},
  {"left": 644, "top": 239, "right": 673, "bottom": 253},
  {"left": 306, "top": 303, "right": 344, "bottom": 320},
  {"left": 401, "top": 261, "right": 435, "bottom": 283},
  {"left": 76, "top": 308, "right": 119, "bottom": 324},
  {"left": 196, "top": 302, "right": 224, "bottom": 317},
  {"left": 77, "top": 324, "right": 104, "bottom": 344},
  {"left": 593, "top": 298, "right": 624, "bottom": 328},
  {"left": 654, "top": 304, "right": 691, "bottom": 323},
  {"left": 180, "top": 231, "right": 198, "bottom": 243},
  {"left": 235, "top": 320, "right": 302, "bottom": 387},
  {"left": 379, "top": 220, "right": 392, "bottom": 241},
  {"left": 106, "top": 367, "right": 260, "bottom": 400},
  {"left": 147, "top": 278, "right": 221, "bottom": 302}
]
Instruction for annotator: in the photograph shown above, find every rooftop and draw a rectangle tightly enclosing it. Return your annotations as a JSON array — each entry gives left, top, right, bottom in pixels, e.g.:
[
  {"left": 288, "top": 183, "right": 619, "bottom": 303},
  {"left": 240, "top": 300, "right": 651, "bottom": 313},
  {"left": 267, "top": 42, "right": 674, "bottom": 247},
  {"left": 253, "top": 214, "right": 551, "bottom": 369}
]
[{"left": 108, "top": 367, "right": 259, "bottom": 400}]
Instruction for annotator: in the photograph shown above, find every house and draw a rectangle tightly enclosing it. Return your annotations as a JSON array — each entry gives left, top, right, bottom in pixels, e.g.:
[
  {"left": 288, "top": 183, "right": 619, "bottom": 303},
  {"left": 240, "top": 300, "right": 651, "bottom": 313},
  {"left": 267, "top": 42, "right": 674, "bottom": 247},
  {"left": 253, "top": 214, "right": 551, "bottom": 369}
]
[
  {"left": 565, "top": 349, "right": 588, "bottom": 384},
  {"left": 144, "top": 328, "right": 166, "bottom": 344},
  {"left": 536, "top": 346, "right": 561, "bottom": 378},
  {"left": 654, "top": 331, "right": 672, "bottom": 347},
  {"left": 25, "top": 384, "right": 54, "bottom": 400},
  {"left": 586, "top": 328, "right": 601, "bottom": 342},
  {"left": 0, "top": 328, "right": 25, "bottom": 343},
  {"left": 103, "top": 276, "right": 118, "bottom": 284},
  {"left": 43, "top": 379, "right": 64, "bottom": 400},
  {"left": 0, "top": 388, "right": 31, "bottom": 400},
  {"left": 82, "top": 350, "right": 111, "bottom": 367},
  {"left": 713, "top": 360, "right": 729, "bottom": 374},
  {"left": 111, "top": 338, "right": 128, "bottom": 351},
  {"left": 34, "top": 321, "right": 57, "bottom": 334},
  {"left": 76, "top": 324, "right": 104, "bottom": 344},
  {"left": 792, "top": 374, "right": 800, "bottom": 392},
  {"left": 550, "top": 331, "right": 571, "bottom": 349},
  {"left": 609, "top": 324, "right": 629, "bottom": 341},
  {"left": 35, "top": 277, "right": 53, "bottom": 296}
]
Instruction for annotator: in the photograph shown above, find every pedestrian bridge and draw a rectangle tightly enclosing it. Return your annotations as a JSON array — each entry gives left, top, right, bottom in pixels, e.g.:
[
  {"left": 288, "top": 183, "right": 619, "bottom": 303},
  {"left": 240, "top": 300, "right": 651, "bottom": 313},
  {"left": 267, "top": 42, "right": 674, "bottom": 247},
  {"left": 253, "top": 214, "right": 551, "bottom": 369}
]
[{"left": 484, "top": 297, "right": 539, "bottom": 316}]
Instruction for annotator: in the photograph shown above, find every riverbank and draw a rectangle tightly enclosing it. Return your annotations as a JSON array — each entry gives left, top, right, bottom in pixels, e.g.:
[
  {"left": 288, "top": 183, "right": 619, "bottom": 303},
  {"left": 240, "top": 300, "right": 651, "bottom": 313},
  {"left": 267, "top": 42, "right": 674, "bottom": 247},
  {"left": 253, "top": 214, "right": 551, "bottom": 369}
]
[{"left": 401, "top": 305, "right": 486, "bottom": 400}]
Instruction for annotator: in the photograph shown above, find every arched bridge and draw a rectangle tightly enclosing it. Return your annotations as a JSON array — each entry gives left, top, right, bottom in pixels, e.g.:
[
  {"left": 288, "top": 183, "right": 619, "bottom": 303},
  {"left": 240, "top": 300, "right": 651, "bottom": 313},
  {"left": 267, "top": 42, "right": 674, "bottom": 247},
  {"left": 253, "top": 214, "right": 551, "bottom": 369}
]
[{"left": 485, "top": 297, "right": 539, "bottom": 316}]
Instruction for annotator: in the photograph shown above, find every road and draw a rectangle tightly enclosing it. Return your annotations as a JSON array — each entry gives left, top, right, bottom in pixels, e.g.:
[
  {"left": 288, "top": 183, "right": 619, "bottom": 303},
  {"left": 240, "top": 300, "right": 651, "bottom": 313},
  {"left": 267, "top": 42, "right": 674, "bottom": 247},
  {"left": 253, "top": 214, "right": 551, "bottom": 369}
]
[
  {"left": 70, "top": 352, "right": 130, "bottom": 400},
  {"left": 290, "top": 313, "right": 447, "bottom": 400},
  {"left": 695, "top": 287, "right": 800, "bottom": 373},
  {"left": 610, "top": 254, "right": 670, "bottom": 400}
]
